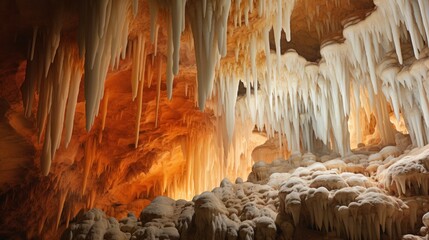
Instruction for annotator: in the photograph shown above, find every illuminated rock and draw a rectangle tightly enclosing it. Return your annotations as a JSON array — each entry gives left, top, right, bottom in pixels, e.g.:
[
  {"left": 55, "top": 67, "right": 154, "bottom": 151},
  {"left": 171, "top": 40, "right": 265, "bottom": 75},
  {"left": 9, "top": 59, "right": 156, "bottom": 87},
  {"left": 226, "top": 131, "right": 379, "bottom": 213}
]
[{"left": 1, "top": 0, "right": 429, "bottom": 239}]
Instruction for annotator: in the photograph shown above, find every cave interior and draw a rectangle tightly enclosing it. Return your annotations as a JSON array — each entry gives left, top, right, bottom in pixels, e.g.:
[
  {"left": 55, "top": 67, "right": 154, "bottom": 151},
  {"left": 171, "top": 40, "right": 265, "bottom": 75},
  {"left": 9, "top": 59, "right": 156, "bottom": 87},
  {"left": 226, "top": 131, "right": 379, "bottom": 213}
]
[{"left": 1, "top": 0, "right": 429, "bottom": 239}]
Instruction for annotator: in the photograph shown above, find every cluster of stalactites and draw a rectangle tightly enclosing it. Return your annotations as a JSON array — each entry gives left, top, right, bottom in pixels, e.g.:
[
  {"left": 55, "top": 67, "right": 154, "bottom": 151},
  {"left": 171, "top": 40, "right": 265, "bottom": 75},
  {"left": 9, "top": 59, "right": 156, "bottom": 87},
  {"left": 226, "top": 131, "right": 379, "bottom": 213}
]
[
  {"left": 22, "top": 40, "right": 83, "bottom": 176},
  {"left": 21, "top": 0, "right": 429, "bottom": 174},
  {"left": 78, "top": 0, "right": 134, "bottom": 131},
  {"left": 21, "top": 0, "right": 300, "bottom": 176},
  {"left": 342, "top": 0, "right": 429, "bottom": 146},
  {"left": 20, "top": 0, "right": 84, "bottom": 176},
  {"left": 379, "top": 47, "right": 429, "bottom": 147},
  {"left": 21, "top": 0, "right": 136, "bottom": 175},
  {"left": 216, "top": 0, "right": 429, "bottom": 157},
  {"left": 206, "top": 0, "right": 296, "bottom": 153},
  {"left": 228, "top": 50, "right": 354, "bottom": 157},
  {"left": 147, "top": 0, "right": 187, "bottom": 101},
  {"left": 186, "top": 0, "right": 231, "bottom": 111},
  {"left": 229, "top": 0, "right": 296, "bottom": 72}
]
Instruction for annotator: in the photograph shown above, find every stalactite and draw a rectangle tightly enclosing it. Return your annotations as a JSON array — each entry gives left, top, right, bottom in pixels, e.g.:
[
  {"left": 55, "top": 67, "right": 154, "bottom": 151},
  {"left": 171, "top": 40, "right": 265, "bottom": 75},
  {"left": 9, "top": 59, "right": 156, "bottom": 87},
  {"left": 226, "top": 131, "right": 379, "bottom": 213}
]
[
  {"left": 134, "top": 39, "right": 147, "bottom": 148},
  {"left": 153, "top": 24, "right": 160, "bottom": 59},
  {"left": 82, "top": 138, "right": 96, "bottom": 195},
  {"left": 64, "top": 65, "right": 83, "bottom": 148},
  {"left": 148, "top": 0, "right": 158, "bottom": 43},
  {"left": 155, "top": 57, "right": 163, "bottom": 128},
  {"left": 55, "top": 189, "right": 68, "bottom": 229},
  {"left": 171, "top": 0, "right": 185, "bottom": 75},
  {"left": 135, "top": 73, "right": 145, "bottom": 148},
  {"left": 188, "top": 0, "right": 231, "bottom": 110},
  {"left": 41, "top": 120, "right": 52, "bottom": 176},
  {"left": 30, "top": 26, "right": 38, "bottom": 61},
  {"left": 80, "top": 0, "right": 132, "bottom": 131},
  {"left": 65, "top": 208, "right": 71, "bottom": 228},
  {"left": 101, "top": 92, "right": 109, "bottom": 131},
  {"left": 26, "top": 41, "right": 83, "bottom": 175},
  {"left": 166, "top": 15, "right": 175, "bottom": 100},
  {"left": 16, "top": 2, "right": 429, "bottom": 234},
  {"left": 147, "top": 58, "right": 153, "bottom": 88},
  {"left": 131, "top": 35, "right": 146, "bottom": 100},
  {"left": 213, "top": 0, "right": 429, "bottom": 157}
]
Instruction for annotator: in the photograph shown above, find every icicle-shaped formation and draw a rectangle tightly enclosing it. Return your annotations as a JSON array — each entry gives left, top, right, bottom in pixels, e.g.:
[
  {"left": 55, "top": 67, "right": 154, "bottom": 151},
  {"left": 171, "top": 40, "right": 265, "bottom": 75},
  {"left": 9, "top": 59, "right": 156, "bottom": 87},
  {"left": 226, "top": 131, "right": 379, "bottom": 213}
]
[
  {"left": 22, "top": 0, "right": 134, "bottom": 175},
  {"left": 19, "top": 0, "right": 429, "bottom": 185},
  {"left": 134, "top": 39, "right": 147, "bottom": 148},
  {"left": 21, "top": 4, "right": 64, "bottom": 120},
  {"left": 21, "top": 9, "right": 83, "bottom": 175},
  {"left": 344, "top": 0, "right": 428, "bottom": 89},
  {"left": 131, "top": 35, "right": 146, "bottom": 100},
  {"left": 232, "top": 0, "right": 295, "bottom": 41},
  {"left": 283, "top": 0, "right": 296, "bottom": 42},
  {"left": 148, "top": 0, "right": 186, "bottom": 100},
  {"left": 24, "top": 42, "right": 83, "bottom": 176},
  {"left": 79, "top": 0, "right": 132, "bottom": 131},
  {"left": 217, "top": 70, "right": 240, "bottom": 156},
  {"left": 319, "top": 42, "right": 351, "bottom": 156},
  {"left": 341, "top": 0, "right": 429, "bottom": 146},
  {"left": 187, "top": 0, "right": 231, "bottom": 110},
  {"left": 379, "top": 47, "right": 429, "bottom": 147},
  {"left": 155, "top": 57, "right": 163, "bottom": 128},
  {"left": 168, "top": 0, "right": 186, "bottom": 98},
  {"left": 214, "top": 0, "right": 429, "bottom": 158}
]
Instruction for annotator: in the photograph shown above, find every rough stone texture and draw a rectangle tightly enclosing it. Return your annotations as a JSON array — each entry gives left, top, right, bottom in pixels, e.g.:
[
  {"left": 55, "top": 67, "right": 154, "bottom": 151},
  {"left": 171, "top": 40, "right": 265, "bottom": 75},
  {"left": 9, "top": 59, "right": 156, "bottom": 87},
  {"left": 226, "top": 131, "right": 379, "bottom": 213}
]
[
  {"left": 2, "top": 0, "right": 427, "bottom": 239},
  {"left": 63, "top": 138, "right": 429, "bottom": 240}
]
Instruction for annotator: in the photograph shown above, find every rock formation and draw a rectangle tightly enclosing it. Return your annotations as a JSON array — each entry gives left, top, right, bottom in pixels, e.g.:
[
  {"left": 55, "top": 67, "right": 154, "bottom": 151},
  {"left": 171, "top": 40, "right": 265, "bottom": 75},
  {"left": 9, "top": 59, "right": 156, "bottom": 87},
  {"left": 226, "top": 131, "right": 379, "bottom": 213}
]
[{"left": 0, "top": 0, "right": 429, "bottom": 239}]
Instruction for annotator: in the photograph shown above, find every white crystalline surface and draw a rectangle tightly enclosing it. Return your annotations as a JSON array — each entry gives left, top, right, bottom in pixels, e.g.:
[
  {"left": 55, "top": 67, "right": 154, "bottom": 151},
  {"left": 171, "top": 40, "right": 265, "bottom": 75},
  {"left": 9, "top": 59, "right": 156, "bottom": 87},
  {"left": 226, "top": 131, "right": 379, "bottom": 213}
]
[
  {"left": 380, "top": 145, "right": 429, "bottom": 197},
  {"left": 64, "top": 140, "right": 429, "bottom": 240}
]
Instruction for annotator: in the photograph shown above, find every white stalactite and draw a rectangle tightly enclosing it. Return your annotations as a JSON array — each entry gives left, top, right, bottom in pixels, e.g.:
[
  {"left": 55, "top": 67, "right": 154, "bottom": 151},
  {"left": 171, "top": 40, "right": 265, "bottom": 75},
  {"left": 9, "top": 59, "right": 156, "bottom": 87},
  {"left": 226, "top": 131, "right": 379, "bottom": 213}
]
[
  {"left": 80, "top": 0, "right": 131, "bottom": 131},
  {"left": 188, "top": 0, "right": 231, "bottom": 110}
]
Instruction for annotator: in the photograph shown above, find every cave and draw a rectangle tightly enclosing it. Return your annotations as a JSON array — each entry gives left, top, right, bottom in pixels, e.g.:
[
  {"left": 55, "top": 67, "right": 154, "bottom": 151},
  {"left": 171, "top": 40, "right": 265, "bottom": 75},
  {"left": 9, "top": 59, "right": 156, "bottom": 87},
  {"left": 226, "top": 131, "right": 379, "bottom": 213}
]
[{"left": 1, "top": 0, "right": 429, "bottom": 239}]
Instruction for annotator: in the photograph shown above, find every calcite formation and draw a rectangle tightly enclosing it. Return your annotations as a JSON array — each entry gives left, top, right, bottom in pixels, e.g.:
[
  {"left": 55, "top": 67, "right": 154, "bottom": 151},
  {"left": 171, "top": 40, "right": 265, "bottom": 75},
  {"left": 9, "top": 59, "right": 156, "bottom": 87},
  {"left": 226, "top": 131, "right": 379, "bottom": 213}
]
[
  {"left": 1, "top": 0, "right": 429, "bottom": 239},
  {"left": 63, "top": 135, "right": 429, "bottom": 240}
]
